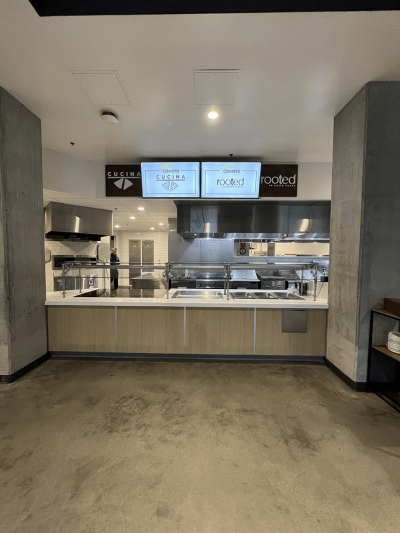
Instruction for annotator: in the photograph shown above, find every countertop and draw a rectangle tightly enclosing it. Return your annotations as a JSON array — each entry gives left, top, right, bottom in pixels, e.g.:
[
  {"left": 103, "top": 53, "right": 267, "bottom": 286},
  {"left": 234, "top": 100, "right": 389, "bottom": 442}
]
[{"left": 46, "top": 288, "right": 328, "bottom": 309}]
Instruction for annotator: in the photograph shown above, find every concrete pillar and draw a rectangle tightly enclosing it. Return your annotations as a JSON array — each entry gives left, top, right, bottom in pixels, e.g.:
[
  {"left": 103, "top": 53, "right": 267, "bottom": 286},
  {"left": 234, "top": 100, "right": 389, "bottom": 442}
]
[
  {"left": 0, "top": 87, "right": 47, "bottom": 381},
  {"left": 327, "top": 82, "right": 400, "bottom": 386}
]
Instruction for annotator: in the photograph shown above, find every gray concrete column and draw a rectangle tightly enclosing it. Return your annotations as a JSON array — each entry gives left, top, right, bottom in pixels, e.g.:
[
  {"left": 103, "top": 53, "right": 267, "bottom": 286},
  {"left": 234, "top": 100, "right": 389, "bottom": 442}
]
[
  {"left": 0, "top": 87, "right": 47, "bottom": 379},
  {"left": 327, "top": 82, "right": 400, "bottom": 384}
]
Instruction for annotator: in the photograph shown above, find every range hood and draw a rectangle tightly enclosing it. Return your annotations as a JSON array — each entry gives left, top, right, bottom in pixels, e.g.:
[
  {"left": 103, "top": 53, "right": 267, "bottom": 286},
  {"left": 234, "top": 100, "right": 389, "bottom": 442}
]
[
  {"left": 175, "top": 201, "right": 330, "bottom": 240},
  {"left": 45, "top": 202, "right": 113, "bottom": 241}
]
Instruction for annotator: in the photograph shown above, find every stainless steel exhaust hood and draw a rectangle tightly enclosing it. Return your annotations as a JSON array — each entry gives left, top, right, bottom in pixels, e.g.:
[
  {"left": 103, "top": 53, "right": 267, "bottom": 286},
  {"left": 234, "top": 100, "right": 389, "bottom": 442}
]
[
  {"left": 45, "top": 202, "right": 113, "bottom": 241},
  {"left": 175, "top": 201, "right": 330, "bottom": 240}
]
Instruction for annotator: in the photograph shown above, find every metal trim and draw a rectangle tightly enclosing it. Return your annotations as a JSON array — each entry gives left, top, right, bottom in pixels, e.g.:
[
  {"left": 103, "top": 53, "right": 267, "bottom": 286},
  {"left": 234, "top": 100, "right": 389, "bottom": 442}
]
[
  {"left": 115, "top": 307, "right": 118, "bottom": 352},
  {"left": 183, "top": 306, "right": 187, "bottom": 354},
  {"left": 253, "top": 308, "right": 257, "bottom": 355}
]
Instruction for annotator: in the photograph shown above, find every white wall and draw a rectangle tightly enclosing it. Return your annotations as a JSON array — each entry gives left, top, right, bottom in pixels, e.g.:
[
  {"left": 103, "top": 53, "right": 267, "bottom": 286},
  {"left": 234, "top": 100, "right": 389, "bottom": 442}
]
[{"left": 42, "top": 148, "right": 104, "bottom": 198}]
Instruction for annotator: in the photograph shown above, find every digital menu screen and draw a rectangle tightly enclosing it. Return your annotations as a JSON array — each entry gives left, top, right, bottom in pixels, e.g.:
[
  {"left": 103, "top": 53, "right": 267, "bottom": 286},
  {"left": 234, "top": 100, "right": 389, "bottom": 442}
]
[
  {"left": 201, "top": 162, "right": 261, "bottom": 198},
  {"left": 141, "top": 162, "right": 200, "bottom": 198}
]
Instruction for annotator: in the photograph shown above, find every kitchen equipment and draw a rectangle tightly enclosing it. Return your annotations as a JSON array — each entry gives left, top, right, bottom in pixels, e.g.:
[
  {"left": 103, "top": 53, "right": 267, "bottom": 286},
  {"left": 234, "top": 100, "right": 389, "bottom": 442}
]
[
  {"left": 52, "top": 255, "right": 97, "bottom": 270},
  {"left": 231, "top": 269, "right": 259, "bottom": 290},
  {"left": 231, "top": 292, "right": 256, "bottom": 299},
  {"left": 270, "top": 292, "right": 305, "bottom": 300},
  {"left": 195, "top": 271, "right": 226, "bottom": 289},
  {"left": 294, "top": 281, "right": 308, "bottom": 295},
  {"left": 170, "top": 279, "right": 196, "bottom": 289},
  {"left": 251, "top": 292, "right": 279, "bottom": 299},
  {"left": 172, "top": 290, "right": 223, "bottom": 299},
  {"left": 257, "top": 274, "right": 287, "bottom": 290},
  {"left": 53, "top": 275, "right": 98, "bottom": 291}
]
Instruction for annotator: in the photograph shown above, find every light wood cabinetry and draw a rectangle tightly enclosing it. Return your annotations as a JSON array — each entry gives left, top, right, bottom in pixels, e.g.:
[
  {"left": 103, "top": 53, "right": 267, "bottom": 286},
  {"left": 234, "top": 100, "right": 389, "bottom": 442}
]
[
  {"left": 47, "top": 306, "right": 115, "bottom": 352},
  {"left": 117, "top": 307, "right": 184, "bottom": 354},
  {"left": 47, "top": 305, "right": 327, "bottom": 358},
  {"left": 256, "top": 309, "right": 327, "bottom": 356},
  {"left": 186, "top": 307, "right": 254, "bottom": 355}
]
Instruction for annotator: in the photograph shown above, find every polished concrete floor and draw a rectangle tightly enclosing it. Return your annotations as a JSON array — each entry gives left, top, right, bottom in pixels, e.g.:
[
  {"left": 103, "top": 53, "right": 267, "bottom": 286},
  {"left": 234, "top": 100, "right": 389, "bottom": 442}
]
[{"left": 1, "top": 360, "right": 399, "bottom": 533}]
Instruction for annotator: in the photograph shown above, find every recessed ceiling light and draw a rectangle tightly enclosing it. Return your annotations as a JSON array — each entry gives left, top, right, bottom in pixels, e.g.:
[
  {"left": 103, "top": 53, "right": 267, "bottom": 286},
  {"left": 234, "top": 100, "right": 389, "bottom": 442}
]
[
  {"left": 130, "top": 216, "right": 135, "bottom": 219},
  {"left": 159, "top": 223, "right": 163, "bottom": 225},
  {"left": 208, "top": 111, "right": 218, "bottom": 120},
  {"left": 115, "top": 225, "right": 119, "bottom": 228},
  {"left": 137, "top": 233, "right": 140, "bottom": 234},
  {"left": 138, "top": 207, "right": 144, "bottom": 210},
  {"left": 150, "top": 227, "right": 155, "bottom": 230}
]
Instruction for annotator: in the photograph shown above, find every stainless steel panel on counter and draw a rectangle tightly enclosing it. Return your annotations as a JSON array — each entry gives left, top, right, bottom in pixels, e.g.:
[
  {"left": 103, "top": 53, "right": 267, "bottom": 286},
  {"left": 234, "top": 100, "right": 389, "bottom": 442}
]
[{"left": 172, "top": 290, "right": 223, "bottom": 299}]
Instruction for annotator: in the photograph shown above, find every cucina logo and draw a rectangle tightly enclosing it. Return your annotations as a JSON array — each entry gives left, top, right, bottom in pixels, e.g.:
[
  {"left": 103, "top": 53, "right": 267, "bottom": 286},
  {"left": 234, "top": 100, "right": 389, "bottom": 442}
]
[{"left": 261, "top": 174, "right": 296, "bottom": 186}]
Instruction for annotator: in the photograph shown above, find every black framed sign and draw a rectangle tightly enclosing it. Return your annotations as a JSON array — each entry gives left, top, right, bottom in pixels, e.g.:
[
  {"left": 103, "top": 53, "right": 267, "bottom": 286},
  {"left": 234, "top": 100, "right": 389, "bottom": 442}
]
[
  {"left": 106, "top": 165, "right": 142, "bottom": 197},
  {"left": 259, "top": 164, "right": 298, "bottom": 197}
]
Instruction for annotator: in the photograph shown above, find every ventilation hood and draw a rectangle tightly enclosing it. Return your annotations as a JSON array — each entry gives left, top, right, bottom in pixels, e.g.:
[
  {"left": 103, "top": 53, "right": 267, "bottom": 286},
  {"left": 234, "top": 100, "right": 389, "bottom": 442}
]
[
  {"left": 45, "top": 202, "right": 113, "bottom": 241},
  {"left": 175, "top": 201, "right": 330, "bottom": 240}
]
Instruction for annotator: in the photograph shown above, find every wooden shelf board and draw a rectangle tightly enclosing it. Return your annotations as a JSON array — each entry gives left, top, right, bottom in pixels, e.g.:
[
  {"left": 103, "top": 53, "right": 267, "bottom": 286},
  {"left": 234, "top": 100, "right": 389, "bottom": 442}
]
[
  {"left": 372, "top": 309, "right": 400, "bottom": 321},
  {"left": 372, "top": 345, "right": 400, "bottom": 363}
]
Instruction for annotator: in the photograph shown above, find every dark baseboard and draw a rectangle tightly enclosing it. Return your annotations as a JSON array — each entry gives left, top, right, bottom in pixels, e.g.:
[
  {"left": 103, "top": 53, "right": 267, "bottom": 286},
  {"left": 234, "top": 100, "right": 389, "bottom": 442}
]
[
  {"left": 49, "top": 352, "right": 326, "bottom": 364},
  {"left": 0, "top": 353, "right": 50, "bottom": 384},
  {"left": 325, "top": 359, "right": 368, "bottom": 392}
]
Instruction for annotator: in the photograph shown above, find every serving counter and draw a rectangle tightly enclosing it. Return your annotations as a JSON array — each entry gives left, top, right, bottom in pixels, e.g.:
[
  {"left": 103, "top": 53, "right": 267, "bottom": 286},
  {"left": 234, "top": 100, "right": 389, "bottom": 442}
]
[{"left": 46, "top": 289, "right": 328, "bottom": 360}]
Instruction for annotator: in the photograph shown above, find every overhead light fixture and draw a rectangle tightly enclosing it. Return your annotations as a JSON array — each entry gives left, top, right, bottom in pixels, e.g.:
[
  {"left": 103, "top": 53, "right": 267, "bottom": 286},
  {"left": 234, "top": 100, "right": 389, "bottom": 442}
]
[
  {"left": 159, "top": 223, "right": 163, "bottom": 225},
  {"left": 101, "top": 111, "right": 119, "bottom": 125},
  {"left": 208, "top": 111, "right": 218, "bottom": 120},
  {"left": 150, "top": 227, "right": 155, "bottom": 230},
  {"left": 138, "top": 207, "right": 144, "bottom": 210},
  {"left": 115, "top": 225, "right": 120, "bottom": 228},
  {"left": 130, "top": 216, "right": 135, "bottom": 219}
]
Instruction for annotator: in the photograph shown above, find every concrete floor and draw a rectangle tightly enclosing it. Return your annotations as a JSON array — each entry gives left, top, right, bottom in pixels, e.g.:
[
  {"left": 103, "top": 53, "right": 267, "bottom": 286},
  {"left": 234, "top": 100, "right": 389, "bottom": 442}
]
[{"left": 1, "top": 360, "right": 399, "bottom": 533}]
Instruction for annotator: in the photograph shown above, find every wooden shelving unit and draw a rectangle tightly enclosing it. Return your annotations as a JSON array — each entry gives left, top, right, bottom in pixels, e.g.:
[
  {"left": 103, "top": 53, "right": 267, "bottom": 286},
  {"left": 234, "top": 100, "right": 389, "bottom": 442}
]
[{"left": 368, "top": 307, "right": 400, "bottom": 411}]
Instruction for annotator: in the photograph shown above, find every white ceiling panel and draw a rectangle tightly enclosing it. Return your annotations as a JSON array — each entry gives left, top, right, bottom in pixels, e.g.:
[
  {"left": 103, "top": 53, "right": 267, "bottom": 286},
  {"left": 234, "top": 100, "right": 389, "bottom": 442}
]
[
  {"left": 194, "top": 70, "right": 240, "bottom": 105},
  {"left": 72, "top": 71, "right": 130, "bottom": 105}
]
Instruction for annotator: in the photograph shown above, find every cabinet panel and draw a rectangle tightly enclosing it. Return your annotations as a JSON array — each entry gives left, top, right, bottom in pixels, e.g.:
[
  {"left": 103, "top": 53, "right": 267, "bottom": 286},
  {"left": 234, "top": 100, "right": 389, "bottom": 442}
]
[
  {"left": 48, "top": 307, "right": 115, "bottom": 352},
  {"left": 256, "top": 309, "right": 327, "bottom": 356},
  {"left": 186, "top": 307, "right": 254, "bottom": 355},
  {"left": 117, "top": 307, "right": 184, "bottom": 353}
]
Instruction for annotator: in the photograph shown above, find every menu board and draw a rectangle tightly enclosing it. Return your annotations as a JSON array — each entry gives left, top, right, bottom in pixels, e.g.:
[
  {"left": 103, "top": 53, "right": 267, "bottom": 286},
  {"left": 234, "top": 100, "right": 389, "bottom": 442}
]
[
  {"left": 201, "top": 162, "right": 261, "bottom": 198},
  {"left": 141, "top": 162, "right": 200, "bottom": 198}
]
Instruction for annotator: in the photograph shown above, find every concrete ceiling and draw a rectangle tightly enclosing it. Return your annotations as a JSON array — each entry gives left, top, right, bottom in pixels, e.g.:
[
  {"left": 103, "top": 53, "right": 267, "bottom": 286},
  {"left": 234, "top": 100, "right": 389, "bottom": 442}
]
[{"left": 2, "top": 3, "right": 400, "bottom": 167}]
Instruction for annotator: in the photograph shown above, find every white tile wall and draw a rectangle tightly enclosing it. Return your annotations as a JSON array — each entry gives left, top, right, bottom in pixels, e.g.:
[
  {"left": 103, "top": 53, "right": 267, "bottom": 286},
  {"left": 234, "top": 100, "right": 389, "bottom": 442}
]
[{"left": 44, "top": 237, "right": 111, "bottom": 292}]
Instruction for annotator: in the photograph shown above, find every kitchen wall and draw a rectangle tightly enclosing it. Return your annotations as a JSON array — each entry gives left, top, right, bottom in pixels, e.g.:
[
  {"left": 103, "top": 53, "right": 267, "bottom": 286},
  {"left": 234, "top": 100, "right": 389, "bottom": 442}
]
[
  {"left": 114, "top": 230, "right": 168, "bottom": 284},
  {"left": 268, "top": 242, "right": 329, "bottom": 256}
]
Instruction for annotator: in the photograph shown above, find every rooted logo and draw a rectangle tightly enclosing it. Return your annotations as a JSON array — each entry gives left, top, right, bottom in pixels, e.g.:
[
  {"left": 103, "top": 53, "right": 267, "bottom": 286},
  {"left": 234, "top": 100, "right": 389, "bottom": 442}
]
[
  {"left": 261, "top": 174, "right": 296, "bottom": 187},
  {"left": 216, "top": 177, "right": 245, "bottom": 187}
]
